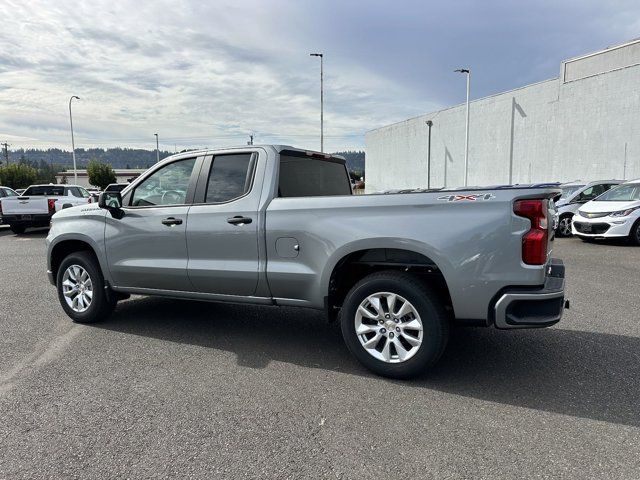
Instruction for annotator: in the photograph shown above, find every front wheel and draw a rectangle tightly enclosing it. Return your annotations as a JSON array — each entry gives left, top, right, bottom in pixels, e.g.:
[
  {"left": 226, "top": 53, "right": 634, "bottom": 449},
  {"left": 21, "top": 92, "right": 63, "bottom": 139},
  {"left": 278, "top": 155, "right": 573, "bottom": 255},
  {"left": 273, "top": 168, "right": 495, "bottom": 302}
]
[
  {"left": 56, "top": 251, "right": 116, "bottom": 323},
  {"left": 629, "top": 219, "right": 640, "bottom": 246},
  {"left": 556, "top": 214, "right": 573, "bottom": 237},
  {"left": 340, "top": 271, "right": 449, "bottom": 379}
]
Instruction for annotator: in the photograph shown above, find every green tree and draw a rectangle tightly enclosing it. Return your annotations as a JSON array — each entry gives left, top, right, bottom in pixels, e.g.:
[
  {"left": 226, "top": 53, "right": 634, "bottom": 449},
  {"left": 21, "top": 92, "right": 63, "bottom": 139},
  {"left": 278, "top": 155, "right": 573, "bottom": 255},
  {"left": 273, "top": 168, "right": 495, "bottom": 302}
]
[
  {"left": 0, "top": 163, "right": 38, "bottom": 189},
  {"left": 87, "top": 160, "right": 117, "bottom": 189}
]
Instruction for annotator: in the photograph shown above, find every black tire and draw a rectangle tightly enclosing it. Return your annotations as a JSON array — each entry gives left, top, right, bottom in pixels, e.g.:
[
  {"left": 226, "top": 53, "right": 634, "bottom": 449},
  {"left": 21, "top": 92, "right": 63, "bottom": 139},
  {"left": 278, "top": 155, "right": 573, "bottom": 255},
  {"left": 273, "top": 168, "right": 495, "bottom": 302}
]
[
  {"left": 556, "top": 214, "right": 573, "bottom": 237},
  {"left": 629, "top": 219, "right": 640, "bottom": 246},
  {"left": 10, "top": 225, "right": 26, "bottom": 234},
  {"left": 56, "top": 251, "right": 116, "bottom": 323},
  {"left": 340, "top": 271, "right": 449, "bottom": 379}
]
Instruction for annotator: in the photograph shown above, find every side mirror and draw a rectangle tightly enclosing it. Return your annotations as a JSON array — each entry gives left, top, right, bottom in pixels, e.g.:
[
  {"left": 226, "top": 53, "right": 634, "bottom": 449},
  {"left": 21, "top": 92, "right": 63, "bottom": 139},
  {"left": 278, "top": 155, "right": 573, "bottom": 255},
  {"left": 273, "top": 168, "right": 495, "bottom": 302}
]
[{"left": 98, "top": 192, "right": 123, "bottom": 214}]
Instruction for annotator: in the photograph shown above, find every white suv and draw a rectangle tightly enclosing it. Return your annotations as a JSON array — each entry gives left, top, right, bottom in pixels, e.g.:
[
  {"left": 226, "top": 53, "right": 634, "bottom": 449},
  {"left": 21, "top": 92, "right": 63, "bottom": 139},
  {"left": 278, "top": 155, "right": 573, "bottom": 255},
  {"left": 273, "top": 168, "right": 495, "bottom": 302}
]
[{"left": 572, "top": 179, "right": 640, "bottom": 244}]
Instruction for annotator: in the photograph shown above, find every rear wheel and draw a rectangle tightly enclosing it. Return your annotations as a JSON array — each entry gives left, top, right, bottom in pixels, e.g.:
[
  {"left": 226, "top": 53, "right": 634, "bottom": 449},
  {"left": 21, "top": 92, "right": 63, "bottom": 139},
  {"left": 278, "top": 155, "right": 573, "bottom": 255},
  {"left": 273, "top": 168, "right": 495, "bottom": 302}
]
[
  {"left": 10, "top": 225, "right": 26, "bottom": 234},
  {"left": 556, "top": 214, "right": 573, "bottom": 237},
  {"left": 56, "top": 251, "right": 116, "bottom": 323},
  {"left": 340, "top": 271, "right": 449, "bottom": 379}
]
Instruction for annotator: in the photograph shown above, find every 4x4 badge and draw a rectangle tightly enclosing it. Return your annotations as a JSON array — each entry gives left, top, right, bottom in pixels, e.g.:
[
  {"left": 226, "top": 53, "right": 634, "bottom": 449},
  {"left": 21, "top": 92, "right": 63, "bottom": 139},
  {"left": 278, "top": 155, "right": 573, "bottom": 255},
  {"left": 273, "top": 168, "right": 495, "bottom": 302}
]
[{"left": 437, "top": 193, "right": 495, "bottom": 202}]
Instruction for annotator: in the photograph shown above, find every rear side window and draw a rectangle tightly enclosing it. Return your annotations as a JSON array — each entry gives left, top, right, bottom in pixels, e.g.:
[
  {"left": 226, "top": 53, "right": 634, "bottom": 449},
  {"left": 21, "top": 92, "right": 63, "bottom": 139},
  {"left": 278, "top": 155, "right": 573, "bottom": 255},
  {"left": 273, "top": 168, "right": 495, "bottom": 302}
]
[
  {"left": 205, "top": 154, "right": 255, "bottom": 203},
  {"left": 23, "top": 186, "right": 65, "bottom": 196},
  {"left": 278, "top": 156, "right": 351, "bottom": 197},
  {"left": 67, "top": 187, "right": 83, "bottom": 198}
]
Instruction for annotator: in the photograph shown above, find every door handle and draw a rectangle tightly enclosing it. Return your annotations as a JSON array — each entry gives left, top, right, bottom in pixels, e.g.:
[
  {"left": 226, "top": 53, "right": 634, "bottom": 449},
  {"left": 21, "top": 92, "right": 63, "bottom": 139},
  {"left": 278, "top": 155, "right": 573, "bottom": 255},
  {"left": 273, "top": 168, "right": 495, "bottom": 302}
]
[
  {"left": 161, "top": 217, "right": 183, "bottom": 226},
  {"left": 227, "top": 216, "right": 253, "bottom": 225}
]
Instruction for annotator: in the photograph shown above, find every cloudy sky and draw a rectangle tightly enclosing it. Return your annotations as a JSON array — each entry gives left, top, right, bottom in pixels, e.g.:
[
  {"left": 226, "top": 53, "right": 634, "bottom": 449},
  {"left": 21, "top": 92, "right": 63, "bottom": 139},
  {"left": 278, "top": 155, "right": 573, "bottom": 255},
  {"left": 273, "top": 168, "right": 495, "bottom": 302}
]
[{"left": 1, "top": 0, "right": 639, "bottom": 153}]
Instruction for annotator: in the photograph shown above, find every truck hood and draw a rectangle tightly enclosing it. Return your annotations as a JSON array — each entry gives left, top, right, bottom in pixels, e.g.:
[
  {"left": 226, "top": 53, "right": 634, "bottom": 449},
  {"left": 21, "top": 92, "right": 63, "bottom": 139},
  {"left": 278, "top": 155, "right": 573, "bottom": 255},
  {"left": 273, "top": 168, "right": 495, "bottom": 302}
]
[
  {"left": 579, "top": 199, "right": 640, "bottom": 214},
  {"left": 52, "top": 204, "right": 105, "bottom": 219}
]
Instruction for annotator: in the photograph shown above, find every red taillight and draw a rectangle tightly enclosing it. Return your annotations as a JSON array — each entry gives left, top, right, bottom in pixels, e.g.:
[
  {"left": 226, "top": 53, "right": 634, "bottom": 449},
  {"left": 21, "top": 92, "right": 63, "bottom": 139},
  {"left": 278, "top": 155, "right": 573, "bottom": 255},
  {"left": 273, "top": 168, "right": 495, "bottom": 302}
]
[
  {"left": 514, "top": 199, "right": 549, "bottom": 265},
  {"left": 48, "top": 198, "right": 57, "bottom": 213}
]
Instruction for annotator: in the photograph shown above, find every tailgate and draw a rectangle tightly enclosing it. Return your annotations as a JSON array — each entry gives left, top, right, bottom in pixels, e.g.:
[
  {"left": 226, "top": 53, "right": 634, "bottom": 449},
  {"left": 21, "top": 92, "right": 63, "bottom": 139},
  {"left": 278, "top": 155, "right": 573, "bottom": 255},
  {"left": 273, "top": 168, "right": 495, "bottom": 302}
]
[{"left": 1, "top": 197, "right": 50, "bottom": 215}]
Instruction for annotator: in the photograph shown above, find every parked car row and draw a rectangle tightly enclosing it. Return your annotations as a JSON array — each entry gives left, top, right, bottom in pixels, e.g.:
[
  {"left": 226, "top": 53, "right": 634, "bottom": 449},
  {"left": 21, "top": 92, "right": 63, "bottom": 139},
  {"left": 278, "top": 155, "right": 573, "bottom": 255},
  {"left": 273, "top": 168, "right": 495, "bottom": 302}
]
[
  {"left": 571, "top": 179, "right": 640, "bottom": 244},
  {"left": 552, "top": 178, "right": 640, "bottom": 244},
  {"left": 0, "top": 184, "right": 93, "bottom": 234}
]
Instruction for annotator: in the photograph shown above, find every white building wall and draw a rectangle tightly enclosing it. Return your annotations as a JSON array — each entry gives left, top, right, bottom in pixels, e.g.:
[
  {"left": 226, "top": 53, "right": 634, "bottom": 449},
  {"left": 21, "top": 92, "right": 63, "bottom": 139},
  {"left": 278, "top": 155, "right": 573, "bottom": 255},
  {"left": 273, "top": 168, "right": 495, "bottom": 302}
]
[{"left": 365, "top": 41, "right": 640, "bottom": 192}]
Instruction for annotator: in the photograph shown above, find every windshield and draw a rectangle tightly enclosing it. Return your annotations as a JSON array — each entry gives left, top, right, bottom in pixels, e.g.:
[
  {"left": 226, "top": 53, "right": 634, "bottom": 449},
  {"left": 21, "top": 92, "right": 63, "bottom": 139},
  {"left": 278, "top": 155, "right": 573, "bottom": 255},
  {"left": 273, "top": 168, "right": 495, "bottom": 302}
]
[
  {"left": 595, "top": 184, "right": 640, "bottom": 202},
  {"left": 560, "top": 186, "right": 583, "bottom": 199}
]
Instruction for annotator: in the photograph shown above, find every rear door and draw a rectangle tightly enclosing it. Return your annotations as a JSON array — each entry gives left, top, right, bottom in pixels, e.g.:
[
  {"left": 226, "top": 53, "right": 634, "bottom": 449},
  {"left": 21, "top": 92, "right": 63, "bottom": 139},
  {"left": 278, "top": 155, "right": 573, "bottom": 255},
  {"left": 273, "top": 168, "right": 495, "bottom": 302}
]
[
  {"left": 186, "top": 152, "right": 262, "bottom": 295},
  {"left": 105, "top": 156, "right": 202, "bottom": 291}
]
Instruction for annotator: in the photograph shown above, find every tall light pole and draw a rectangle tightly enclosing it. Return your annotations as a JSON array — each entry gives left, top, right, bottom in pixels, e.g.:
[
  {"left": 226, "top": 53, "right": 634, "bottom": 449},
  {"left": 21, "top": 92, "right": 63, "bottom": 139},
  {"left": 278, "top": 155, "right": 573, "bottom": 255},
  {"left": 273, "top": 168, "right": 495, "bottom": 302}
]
[
  {"left": 455, "top": 68, "right": 471, "bottom": 186},
  {"left": 154, "top": 133, "right": 160, "bottom": 163},
  {"left": 68, "top": 96, "right": 80, "bottom": 184},
  {"left": 310, "top": 53, "right": 324, "bottom": 152},
  {"left": 425, "top": 120, "right": 433, "bottom": 189}
]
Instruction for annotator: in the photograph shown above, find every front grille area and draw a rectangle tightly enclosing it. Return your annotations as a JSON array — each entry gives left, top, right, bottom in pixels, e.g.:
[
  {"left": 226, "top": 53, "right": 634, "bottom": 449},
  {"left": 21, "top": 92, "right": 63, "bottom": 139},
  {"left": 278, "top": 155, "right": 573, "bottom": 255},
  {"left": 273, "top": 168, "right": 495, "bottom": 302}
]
[
  {"left": 573, "top": 222, "right": 610, "bottom": 234},
  {"left": 578, "top": 210, "right": 609, "bottom": 219}
]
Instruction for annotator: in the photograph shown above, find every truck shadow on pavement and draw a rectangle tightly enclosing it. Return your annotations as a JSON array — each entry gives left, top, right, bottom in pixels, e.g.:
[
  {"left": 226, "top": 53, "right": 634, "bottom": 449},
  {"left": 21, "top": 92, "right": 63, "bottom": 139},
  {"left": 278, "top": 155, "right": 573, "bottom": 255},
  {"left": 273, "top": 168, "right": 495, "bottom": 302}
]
[{"left": 98, "top": 296, "right": 640, "bottom": 428}]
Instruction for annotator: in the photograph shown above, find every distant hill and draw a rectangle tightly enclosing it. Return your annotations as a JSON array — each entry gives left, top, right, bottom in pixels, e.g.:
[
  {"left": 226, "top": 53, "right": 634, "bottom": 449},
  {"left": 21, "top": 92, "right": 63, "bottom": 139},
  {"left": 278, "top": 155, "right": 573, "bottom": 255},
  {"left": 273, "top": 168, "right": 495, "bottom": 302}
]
[
  {"left": 4, "top": 148, "right": 174, "bottom": 170},
  {"left": 5, "top": 147, "right": 365, "bottom": 174},
  {"left": 334, "top": 150, "right": 365, "bottom": 174}
]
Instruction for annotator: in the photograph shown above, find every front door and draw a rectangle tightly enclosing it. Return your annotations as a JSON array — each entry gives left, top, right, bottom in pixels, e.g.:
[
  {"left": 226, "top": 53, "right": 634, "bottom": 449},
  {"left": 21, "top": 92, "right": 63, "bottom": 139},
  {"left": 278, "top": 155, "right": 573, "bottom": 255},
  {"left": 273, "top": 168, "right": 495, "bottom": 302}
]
[
  {"left": 105, "top": 156, "right": 200, "bottom": 291},
  {"left": 186, "top": 152, "right": 262, "bottom": 296}
]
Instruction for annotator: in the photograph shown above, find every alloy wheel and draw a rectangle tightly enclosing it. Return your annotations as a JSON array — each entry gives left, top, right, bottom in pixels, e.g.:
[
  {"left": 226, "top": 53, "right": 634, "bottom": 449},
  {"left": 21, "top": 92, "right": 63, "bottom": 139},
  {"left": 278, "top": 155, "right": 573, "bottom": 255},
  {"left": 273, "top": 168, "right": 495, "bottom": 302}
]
[
  {"left": 354, "top": 292, "right": 424, "bottom": 363},
  {"left": 62, "top": 265, "right": 93, "bottom": 313},
  {"left": 559, "top": 217, "right": 572, "bottom": 236}
]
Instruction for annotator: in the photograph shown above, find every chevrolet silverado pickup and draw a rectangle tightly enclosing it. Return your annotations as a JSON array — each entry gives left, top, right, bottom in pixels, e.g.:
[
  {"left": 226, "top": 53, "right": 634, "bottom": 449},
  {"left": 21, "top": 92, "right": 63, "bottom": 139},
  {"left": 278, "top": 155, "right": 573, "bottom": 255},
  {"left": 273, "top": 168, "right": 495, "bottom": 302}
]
[
  {"left": 46, "top": 145, "right": 566, "bottom": 378},
  {"left": 1, "top": 184, "right": 92, "bottom": 234}
]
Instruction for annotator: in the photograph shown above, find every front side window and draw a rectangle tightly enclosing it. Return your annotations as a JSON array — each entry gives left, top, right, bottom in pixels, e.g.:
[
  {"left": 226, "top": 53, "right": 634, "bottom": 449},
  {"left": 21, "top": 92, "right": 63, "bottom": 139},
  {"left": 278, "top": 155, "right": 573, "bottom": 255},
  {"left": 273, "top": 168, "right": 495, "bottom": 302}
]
[
  {"left": 205, "top": 154, "right": 255, "bottom": 203},
  {"left": 131, "top": 158, "right": 196, "bottom": 206},
  {"left": 278, "top": 156, "right": 351, "bottom": 197},
  {"left": 576, "top": 184, "right": 605, "bottom": 202}
]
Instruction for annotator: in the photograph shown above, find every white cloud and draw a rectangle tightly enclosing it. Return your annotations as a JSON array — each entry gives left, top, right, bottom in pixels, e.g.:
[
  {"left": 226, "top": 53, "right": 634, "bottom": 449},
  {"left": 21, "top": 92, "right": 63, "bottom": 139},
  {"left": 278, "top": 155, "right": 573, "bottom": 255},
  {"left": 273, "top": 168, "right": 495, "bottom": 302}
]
[{"left": 0, "top": 0, "right": 433, "bottom": 152}]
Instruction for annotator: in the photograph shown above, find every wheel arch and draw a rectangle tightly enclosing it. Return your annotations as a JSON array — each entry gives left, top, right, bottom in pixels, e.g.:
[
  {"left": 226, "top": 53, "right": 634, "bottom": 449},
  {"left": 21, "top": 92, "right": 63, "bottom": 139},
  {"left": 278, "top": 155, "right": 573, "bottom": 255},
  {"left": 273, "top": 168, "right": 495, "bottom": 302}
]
[
  {"left": 322, "top": 240, "right": 455, "bottom": 321},
  {"left": 49, "top": 235, "right": 107, "bottom": 283}
]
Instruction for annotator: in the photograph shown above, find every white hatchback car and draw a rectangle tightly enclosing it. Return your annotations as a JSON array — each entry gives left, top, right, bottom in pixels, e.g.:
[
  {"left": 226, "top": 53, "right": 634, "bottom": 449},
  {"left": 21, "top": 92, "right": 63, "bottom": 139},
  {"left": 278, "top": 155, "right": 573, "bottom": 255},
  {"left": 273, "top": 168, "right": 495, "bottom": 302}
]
[{"left": 572, "top": 179, "right": 640, "bottom": 244}]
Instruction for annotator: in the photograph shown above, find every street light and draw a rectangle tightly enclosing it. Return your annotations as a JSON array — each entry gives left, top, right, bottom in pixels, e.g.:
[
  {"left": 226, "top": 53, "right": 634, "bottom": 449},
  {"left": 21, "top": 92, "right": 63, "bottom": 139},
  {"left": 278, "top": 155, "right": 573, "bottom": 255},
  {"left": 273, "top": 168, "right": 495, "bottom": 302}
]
[
  {"left": 425, "top": 120, "right": 433, "bottom": 189},
  {"left": 310, "top": 53, "right": 324, "bottom": 152},
  {"left": 455, "top": 68, "right": 471, "bottom": 186},
  {"left": 68, "top": 96, "right": 80, "bottom": 184},
  {"left": 154, "top": 133, "right": 159, "bottom": 163}
]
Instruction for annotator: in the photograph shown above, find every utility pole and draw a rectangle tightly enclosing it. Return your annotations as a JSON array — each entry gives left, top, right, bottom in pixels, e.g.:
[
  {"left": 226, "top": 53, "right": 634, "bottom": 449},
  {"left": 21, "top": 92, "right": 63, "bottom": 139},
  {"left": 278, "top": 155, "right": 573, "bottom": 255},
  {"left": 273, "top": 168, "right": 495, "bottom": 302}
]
[
  {"left": 69, "top": 96, "right": 80, "bottom": 184},
  {"left": 310, "top": 53, "right": 324, "bottom": 152},
  {"left": 154, "top": 133, "right": 160, "bottom": 163},
  {"left": 425, "top": 121, "right": 433, "bottom": 189},
  {"left": 1, "top": 142, "right": 9, "bottom": 165},
  {"left": 455, "top": 68, "right": 471, "bottom": 186}
]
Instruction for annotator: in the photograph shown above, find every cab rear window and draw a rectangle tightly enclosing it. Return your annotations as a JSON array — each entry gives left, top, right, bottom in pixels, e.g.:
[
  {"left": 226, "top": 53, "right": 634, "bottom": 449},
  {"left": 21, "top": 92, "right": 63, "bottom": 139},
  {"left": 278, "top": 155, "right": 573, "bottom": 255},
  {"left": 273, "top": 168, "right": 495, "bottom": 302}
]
[
  {"left": 23, "top": 186, "right": 65, "bottom": 196},
  {"left": 278, "top": 156, "right": 351, "bottom": 197}
]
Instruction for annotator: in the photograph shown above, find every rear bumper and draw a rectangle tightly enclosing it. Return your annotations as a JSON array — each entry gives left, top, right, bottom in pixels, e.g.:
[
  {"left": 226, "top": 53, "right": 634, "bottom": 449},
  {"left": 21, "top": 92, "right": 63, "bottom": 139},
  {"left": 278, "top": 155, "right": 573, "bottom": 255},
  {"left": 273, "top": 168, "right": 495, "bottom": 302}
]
[
  {"left": 493, "top": 258, "right": 566, "bottom": 329},
  {"left": 1, "top": 214, "right": 52, "bottom": 227}
]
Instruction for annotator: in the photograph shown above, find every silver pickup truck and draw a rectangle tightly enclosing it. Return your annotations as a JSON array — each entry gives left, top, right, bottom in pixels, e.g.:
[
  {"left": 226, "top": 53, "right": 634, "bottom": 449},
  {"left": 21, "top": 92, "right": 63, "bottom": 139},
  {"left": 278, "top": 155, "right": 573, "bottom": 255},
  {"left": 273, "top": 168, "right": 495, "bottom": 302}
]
[{"left": 46, "top": 145, "right": 566, "bottom": 378}]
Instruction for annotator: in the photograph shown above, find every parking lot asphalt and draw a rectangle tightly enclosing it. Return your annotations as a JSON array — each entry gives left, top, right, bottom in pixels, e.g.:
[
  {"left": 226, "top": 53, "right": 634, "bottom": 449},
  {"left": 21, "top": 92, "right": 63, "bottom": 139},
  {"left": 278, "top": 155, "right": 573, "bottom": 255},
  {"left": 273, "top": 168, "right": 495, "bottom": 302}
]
[{"left": 0, "top": 225, "right": 639, "bottom": 479}]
